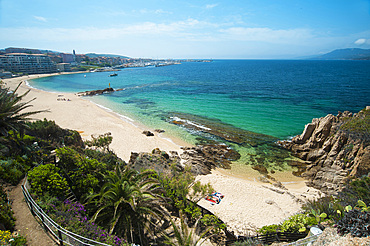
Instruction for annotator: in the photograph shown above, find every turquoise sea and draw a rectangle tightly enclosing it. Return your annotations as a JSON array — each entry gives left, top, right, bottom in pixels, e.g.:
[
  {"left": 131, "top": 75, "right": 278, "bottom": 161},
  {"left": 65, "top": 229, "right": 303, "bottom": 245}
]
[{"left": 30, "top": 60, "right": 370, "bottom": 174}]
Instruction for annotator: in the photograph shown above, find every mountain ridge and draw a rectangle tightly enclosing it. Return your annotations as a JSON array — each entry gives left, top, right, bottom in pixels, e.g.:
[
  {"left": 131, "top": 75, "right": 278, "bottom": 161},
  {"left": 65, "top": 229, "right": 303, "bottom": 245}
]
[{"left": 309, "top": 48, "right": 370, "bottom": 60}]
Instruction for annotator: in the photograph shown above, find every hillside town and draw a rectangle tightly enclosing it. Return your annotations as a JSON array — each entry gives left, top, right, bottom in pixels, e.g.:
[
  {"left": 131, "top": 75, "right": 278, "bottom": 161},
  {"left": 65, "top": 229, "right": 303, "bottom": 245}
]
[{"left": 0, "top": 47, "right": 206, "bottom": 78}]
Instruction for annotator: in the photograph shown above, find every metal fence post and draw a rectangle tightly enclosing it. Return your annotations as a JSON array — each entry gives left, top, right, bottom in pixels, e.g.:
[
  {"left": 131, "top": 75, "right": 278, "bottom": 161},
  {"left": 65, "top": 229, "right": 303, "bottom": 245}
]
[
  {"left": 28, "top": 198, "right": 35, "bottom": 216},
  {"left": 57, "top": 225, "right": 64, "bottom": 246},
  {"left": 40, "top": 213, "right": 48, "bottom": 232}
]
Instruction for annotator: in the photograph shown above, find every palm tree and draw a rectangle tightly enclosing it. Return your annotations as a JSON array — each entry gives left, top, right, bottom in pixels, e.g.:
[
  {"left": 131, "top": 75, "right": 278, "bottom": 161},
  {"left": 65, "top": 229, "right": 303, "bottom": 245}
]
[
  {"left": 163, "top": 212, "right": 214, "bottom": 246},
  {"left": 0, "top": 82, "right": 47, "bottom": 136},
  {"left": 87, "top": 166, "right": 169, "bottom": 244}
]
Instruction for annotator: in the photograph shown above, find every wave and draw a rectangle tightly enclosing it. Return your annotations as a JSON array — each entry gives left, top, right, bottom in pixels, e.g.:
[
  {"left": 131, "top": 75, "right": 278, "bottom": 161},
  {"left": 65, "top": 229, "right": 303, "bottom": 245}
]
[
  {"left": 115, "top": 81, "right": 175, "bottom": 93},
  {"left": 170, "top": 116, "right": 212, "bottom": 131},
  {"left": 24, "top": 80, "right": 61, "bottom": 94},
  {"left": 91, "top": 101, "right": 138, "bottom": 127}
]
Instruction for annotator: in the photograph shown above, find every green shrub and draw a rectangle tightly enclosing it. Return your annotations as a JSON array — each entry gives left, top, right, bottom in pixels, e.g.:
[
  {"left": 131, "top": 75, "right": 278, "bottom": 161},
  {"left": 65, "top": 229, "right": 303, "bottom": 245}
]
[
  {"left": 257, "top": 224, "right": 280, "bottom": 235},
  {"left": 302, "top": 196, "right": 344, "bottom": 223},
  {"left": 200, "top": 214, "right": 226, "bottom": 234},
  {"left": 159, "top": 165, "right": 213, "bottom": 211},
  {"left": 0, "top": 159, "right": 25, "bottom": 185},
  {"left": 0, "top": 186, "right": 16, "bottom": 231},
  {"left": 9, "top": 234, "right": 27, "bottom": 246},
  {"left": 0, "top": 230, "right": 27, "bottom": 246},
  {"left": 28, "top": 163, "right": 68, "bottom": 197},
  {"left": 84, "top": 148, "right": 125, "bottom": 169},
  {"left": 56, "top": 147, "right": 107, "bottom": 198},
  {"left": 349, "top": 176, "right": 370, "bottom": 205},
  {"left": 340, "top": 108, "right": 370, "bottom": 137},
  {"left": 26, "top": 119, "right": 84, "bottom": 148},
  {"left": 84, "top": 132, "right": 112, "bottom": 152},
  {"left": 183, "top": 202, "right": 201, "bottom": 221},
  {"left": 35, "top": 192, "right": 62, "bottom": 212},
  {"left": 280, "top": 214, "right": 316, "bottom": 233}
]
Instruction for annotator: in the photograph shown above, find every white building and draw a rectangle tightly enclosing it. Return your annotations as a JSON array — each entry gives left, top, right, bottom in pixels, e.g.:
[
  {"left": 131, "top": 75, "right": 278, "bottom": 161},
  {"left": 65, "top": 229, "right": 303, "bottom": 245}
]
[
  {"left": 56, "top": 63, "right": 72, "bottom": 72},
  {"left": 0, "top": 53, "right": 57, "bottom": 74}
]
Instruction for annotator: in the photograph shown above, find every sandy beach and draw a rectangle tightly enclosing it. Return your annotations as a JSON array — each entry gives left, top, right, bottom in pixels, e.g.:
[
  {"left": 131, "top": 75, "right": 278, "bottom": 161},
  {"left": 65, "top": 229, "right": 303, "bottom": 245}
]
[
  {"left": 4, "top": 73, "right": 189, "bottom": 161},
  {"left": 196, "top": 169, "right": 322, "bottom": 235},
  {"left": 3, "top": 73, "right": 322, "bottom": 236}
]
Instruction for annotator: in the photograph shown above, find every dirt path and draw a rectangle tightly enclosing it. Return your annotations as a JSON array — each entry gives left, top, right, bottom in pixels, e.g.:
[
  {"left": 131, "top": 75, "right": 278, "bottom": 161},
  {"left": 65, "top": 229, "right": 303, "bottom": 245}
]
[{"left": 8, "top": 180, "right": 57, "bottom": 246}]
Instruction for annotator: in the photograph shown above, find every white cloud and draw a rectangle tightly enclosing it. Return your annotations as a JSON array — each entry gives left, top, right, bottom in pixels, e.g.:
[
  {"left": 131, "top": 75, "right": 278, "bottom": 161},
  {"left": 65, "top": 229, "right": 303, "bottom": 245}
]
[
  {"left": 354, "top": 38, "right": 366, "bottom": 45},
  {"left": 0, "top": 19, "right": 216, "bottom": 43},
  {"left": 33, "top": 16, "right": 47, "bottom": 22},
  {"left": 137, "top": 9, "right": 172, "bottom": 15},
  {"left": 0, "top": 22, "right": 314, "bottom": 47},
  {"left": 206, "top": 4, "right": 218, "bottom": 9}
]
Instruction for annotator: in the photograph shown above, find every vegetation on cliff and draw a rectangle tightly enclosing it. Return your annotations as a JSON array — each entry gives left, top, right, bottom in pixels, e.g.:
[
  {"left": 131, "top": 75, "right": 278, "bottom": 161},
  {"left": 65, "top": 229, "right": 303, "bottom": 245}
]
[{"left": 340, "top": 108, "right": 370, "bottom": 141}]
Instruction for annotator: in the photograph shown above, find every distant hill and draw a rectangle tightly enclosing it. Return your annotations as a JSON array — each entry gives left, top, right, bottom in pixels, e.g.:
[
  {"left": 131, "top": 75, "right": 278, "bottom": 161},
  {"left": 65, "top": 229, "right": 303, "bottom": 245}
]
[
  {"left": 85, "top": 53, "right": 130, "bottom": 59},
  {"left": 310, "top": 48, "right": 370, "bottom": 60}
]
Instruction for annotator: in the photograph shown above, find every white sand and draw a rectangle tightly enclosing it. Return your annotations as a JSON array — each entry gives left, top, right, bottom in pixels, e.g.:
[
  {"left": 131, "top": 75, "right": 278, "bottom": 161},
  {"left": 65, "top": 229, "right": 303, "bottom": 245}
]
[
  {"left": 3, "top": 73, "right": 322, "bottom": 236},
  {"left": 196, "top": 169, "right": 322, "bottom": 236},
  {"left": 3, "top": 73, "right": 190, "bottom": 161}
]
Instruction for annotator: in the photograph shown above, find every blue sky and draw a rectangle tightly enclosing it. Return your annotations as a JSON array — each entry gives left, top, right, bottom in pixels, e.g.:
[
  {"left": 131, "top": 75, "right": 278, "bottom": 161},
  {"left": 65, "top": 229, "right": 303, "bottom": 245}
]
[{"left": 0, "top": 0, "right": 369, "bottom": 59}]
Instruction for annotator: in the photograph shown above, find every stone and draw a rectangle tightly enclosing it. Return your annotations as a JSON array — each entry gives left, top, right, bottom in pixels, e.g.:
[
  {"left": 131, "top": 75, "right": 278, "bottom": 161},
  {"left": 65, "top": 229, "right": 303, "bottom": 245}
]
[
  {"left": 296, "top": 123, "right": 316, "bottom": 143},
  {"left": 265, "top": 199, "right": 274, "bottom": 205},
  {"left": 142, "top": 130, "right": 154, "bottom": 136},
  {"left": 252, "top": 164, "right": 268, "bottom": 174},
  {"left": 307, "top": 149, "right": 325, "bottom": 161}
]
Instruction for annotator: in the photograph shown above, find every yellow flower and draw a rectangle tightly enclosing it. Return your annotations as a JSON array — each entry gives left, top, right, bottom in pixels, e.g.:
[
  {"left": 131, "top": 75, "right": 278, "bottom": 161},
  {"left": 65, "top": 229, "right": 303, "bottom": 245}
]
[{"left": 0, "top": 230, "right": 12, "bottom": 243}]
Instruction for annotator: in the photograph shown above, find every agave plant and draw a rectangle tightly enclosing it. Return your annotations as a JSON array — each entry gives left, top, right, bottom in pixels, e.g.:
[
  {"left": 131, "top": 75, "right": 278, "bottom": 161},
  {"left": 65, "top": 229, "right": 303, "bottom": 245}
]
[{"left": 0, "top": 82, "right": 47, "bottom": 136}]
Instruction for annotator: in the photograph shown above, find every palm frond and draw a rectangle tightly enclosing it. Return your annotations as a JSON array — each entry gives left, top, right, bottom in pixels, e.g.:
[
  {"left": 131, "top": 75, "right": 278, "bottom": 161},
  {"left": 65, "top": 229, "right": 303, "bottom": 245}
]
[{"left": 0, "top": 82, "right": 48, "bottom": 136}]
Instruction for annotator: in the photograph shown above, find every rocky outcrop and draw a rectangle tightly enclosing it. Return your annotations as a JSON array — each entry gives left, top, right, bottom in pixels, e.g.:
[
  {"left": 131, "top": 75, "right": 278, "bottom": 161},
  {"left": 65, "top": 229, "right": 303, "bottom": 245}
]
[
  {"left": 76, "top": 87, "right": 114, "bottom": 96},
  {"left": 128, "top": 148, "right": 182, "bottom": 175},
  {"left": 128, "top": 145, "right": 241, "bottom": 176},
  {"left": 180, "top": 145, "right": 241, "bottom": 175},
  {"left": 279, "top": 108, "right": 370, "bottom": 195}
]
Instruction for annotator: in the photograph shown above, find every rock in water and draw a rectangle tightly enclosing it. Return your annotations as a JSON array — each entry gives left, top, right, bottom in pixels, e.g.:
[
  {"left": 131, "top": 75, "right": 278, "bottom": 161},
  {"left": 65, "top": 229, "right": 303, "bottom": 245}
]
[{"left": 76, "top": 87, "right": 114, "bottom": 96}]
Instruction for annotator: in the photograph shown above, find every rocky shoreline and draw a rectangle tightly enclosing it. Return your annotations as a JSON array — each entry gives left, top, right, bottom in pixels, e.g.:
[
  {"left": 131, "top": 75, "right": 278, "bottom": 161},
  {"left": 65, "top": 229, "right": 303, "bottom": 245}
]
[
  {"left": 129, "top": 144, "right": 241, "bottom": 175},
  {"left": 76, "top": 87, "right": 114, "bottom": 96},
  {"left": 130, "top": 107, "right": 369, "bottom": 196},
  {"left": 279, "top": 107, "right": 370, "bottom": 195}
]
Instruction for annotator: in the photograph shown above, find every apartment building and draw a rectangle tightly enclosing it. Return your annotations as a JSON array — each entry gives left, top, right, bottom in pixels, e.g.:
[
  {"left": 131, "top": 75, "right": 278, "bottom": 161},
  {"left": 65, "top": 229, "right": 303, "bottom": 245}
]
[
  {"left": 0, "top": 53, "right": 57, "bottom": 74},
  {"left": 56, "top": 63, "right": 72, "bottom": 72}
]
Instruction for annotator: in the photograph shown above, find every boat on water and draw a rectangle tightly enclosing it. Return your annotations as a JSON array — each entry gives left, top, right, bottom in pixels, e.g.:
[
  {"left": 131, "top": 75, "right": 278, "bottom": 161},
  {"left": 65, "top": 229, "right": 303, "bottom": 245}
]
[{"left": 109, "top": 73, "right": 118, "bottom": 77}]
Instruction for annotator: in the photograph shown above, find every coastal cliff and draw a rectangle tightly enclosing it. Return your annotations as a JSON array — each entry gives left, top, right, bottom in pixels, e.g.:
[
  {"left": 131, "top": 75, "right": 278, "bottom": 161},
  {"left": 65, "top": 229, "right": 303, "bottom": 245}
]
[{"left": 279, "top": 107, "right": 370, "bottom": 195}]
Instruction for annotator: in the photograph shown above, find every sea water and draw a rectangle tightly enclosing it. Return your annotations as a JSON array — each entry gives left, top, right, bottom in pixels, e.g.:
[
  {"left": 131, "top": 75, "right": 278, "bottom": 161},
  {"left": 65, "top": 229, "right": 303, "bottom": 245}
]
[{"left": 30, "top": 60, "right": 370, "bottom": 175}]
